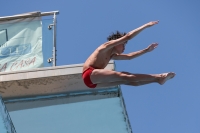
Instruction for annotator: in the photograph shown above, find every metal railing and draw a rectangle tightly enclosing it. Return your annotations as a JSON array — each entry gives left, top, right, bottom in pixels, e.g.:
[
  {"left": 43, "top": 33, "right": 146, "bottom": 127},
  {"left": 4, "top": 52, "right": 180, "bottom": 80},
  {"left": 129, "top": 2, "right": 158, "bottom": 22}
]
[{"left": 0, "top": 11, "right": 59, "bottom": 67}]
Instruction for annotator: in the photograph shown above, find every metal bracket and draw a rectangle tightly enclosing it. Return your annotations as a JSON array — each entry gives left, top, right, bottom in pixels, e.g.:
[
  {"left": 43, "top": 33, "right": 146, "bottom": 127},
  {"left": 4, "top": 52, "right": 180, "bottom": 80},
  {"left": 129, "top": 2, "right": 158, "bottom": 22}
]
[
  {"left": 48, "top": 24, "right": 54, "bottom": 30},
  {"left": 47, "top": 57, "right": 53, "bottom": 63}
]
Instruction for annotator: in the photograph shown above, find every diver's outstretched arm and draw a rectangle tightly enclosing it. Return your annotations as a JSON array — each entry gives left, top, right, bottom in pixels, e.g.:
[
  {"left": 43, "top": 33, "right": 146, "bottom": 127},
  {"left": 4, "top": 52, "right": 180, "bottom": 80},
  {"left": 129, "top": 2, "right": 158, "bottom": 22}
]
[
  {"left": 112, "top": 43, "right": 158, "bottom": 60},
  {"left": 103, "top": 21, "right": 159, "bottom": 50}
]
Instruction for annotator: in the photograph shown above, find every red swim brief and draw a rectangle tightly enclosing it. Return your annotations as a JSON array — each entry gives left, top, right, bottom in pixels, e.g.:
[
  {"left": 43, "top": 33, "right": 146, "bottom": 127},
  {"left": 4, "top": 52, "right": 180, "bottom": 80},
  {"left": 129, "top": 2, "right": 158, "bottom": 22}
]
[{"left": 82, "top": 67, "right": 97, "bottom": 88}]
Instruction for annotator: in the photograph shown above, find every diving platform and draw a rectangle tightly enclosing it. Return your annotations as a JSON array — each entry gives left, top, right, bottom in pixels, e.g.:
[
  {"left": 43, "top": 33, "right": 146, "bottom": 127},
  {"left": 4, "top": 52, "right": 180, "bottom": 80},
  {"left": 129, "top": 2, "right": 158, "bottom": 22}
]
[
  {"left": 0, "top": 60, "right": 132, "bottom": 133},
  {"left": 0, "top": 61, "right": 115, "bottom": 99}
]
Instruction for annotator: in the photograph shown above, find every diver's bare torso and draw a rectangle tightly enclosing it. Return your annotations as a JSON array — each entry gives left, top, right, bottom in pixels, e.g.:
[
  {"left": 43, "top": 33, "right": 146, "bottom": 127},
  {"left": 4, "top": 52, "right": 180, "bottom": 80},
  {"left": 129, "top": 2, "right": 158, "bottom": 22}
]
[{"left": 83, "top": 46, "right": 113, "bottom": 72}]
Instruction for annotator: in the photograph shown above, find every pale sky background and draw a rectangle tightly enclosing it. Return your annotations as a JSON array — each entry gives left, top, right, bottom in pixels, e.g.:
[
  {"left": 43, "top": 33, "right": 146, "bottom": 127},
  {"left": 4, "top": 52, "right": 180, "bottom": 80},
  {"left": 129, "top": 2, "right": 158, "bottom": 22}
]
[{"left": 1, "top": 0, "right": 200, "bottom": 133}]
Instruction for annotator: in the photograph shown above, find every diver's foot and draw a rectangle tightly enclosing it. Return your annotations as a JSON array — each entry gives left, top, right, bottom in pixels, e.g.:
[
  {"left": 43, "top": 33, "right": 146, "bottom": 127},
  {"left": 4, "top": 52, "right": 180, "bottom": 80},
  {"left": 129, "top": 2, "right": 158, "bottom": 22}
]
[{"left": 158, "top": 72, "right": 175, "bottom": 85}]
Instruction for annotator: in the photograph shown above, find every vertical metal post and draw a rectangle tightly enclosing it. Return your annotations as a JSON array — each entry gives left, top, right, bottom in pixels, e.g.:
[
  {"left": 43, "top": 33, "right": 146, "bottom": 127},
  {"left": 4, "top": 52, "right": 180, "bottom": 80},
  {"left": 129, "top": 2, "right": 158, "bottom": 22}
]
[{"left": 53, "top": 13, "right": 57, "bottom": 66}]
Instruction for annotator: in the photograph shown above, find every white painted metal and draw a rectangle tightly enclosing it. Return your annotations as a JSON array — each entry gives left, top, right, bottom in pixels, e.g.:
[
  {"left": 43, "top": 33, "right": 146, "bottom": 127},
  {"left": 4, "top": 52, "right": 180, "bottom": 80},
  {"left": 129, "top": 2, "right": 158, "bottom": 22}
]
[
  {"left": 52, "top": 12, "right": 57, "bottom": 66},
  {"left": 0, "top": 11, "right": 59, "bottom": 22}
]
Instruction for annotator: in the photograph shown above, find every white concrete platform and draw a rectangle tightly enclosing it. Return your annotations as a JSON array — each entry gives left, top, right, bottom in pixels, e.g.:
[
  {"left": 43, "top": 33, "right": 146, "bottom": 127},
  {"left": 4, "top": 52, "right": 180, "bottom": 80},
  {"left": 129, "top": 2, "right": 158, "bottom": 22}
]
[{"left": 0, "top": 61, "right": 115, "bottom": 99}]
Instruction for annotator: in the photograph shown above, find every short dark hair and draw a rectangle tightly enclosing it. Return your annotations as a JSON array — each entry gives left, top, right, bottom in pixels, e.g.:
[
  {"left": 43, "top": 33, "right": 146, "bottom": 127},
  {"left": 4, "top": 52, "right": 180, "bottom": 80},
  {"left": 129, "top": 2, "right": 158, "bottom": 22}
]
[{"left": 107, "top": 31, "right": 126, "bottom": 41}]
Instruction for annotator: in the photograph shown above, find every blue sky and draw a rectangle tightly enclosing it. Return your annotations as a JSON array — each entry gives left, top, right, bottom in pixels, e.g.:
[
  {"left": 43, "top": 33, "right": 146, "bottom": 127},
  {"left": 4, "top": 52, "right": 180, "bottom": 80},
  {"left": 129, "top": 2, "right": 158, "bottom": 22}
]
[{"left": 1, "top": 0, "right": 200, "bottom": 133}]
